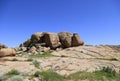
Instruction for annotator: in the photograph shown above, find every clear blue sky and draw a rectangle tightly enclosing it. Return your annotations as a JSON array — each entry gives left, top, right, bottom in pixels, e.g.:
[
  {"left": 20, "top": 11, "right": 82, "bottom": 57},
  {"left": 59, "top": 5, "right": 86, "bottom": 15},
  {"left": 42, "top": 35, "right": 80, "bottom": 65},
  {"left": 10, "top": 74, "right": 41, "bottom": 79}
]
[{"left": 0, "top": 0, "right": 120, "bottom": 47}]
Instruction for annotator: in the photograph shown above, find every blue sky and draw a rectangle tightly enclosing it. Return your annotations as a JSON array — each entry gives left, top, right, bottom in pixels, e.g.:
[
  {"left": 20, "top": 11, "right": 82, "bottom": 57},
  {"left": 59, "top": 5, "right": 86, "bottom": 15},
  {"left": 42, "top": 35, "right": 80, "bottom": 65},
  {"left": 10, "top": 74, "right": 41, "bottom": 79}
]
[{"left": 0, "top": 0, "right": 120, "bottom": 47}]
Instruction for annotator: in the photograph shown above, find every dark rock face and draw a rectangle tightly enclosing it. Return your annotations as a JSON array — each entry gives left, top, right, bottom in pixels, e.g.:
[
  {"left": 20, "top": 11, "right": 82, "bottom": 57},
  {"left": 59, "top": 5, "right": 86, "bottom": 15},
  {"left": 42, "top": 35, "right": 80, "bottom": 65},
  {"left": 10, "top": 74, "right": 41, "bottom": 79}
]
[
  {"left": 31, "top": 32, "right": 44, "bottom": 43},
  {"left": 72, "top": 33, "right": 84, "bottom": 46}
]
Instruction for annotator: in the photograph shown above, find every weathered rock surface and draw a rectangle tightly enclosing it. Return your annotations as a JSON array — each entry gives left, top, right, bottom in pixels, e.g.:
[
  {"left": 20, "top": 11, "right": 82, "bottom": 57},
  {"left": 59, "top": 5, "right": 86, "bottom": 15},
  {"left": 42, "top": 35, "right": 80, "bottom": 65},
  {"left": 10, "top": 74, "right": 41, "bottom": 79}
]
[
  {"left": 31, "top": 32, "right": 44, "bottom": 43},
  {"left": 0, "top": 45, "right": 120, "bottom": 78},
  {"left": 43, "top": 32, "right": 61, "bottom": 49},
  {"left": 0, "top": 48, "right": 16, "bottom": 57},
  {"left": 72, "top": 33, "right": 84, "bottom": 46},
  {"left": 58, "top": 32, "right": 72, "bottom": 48}
]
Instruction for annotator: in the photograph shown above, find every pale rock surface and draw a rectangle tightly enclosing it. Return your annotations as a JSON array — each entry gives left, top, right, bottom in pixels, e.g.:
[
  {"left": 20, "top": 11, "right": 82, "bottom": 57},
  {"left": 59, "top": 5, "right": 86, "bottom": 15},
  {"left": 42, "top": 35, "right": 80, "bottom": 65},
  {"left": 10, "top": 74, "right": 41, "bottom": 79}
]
[{"left": 0, "top": 45, "right": 120, "bottom": 78}]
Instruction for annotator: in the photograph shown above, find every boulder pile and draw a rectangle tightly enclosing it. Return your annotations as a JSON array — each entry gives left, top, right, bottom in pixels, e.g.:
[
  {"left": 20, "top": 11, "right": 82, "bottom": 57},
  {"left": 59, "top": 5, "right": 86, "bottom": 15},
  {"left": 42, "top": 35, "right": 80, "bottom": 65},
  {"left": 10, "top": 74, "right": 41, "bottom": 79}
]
[{"left": 19, "top": 32, "right": 84, "bottom": 54}]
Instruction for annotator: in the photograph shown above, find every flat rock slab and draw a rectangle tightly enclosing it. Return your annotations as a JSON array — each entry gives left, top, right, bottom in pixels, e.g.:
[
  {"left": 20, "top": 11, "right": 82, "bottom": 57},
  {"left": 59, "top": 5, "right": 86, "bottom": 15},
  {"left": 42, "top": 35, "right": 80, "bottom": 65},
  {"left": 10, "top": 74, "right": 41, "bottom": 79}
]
[{"left": 0, "top": 46, "right": 120, "bottom": 76}]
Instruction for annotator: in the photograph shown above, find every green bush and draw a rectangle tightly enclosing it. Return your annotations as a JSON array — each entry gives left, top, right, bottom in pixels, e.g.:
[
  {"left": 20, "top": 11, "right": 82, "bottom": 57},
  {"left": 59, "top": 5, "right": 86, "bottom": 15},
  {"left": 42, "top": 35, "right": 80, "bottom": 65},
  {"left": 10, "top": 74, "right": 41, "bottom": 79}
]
[
  {"left": 96, "top": 58, "right": 118, "bottom": 61},
  {"left": 101, "top": 66, "right": 116, "bottom": 76},
  {"left": 30, "top": 52, "right": 54, "bottom": 58},
  {"left": 32, "top": 60, "right": 40, "bottom": 68},
  {"left": 34, "top": 71, "right": 64, "bottom": 81},
  {"left": 67, "top": 67, "right": 119, "bottom": 81},
  {"left": 6, "top": 69, "right": 19, "bottom": 77},
  {"left": 26, "top": 58, "right": 33, "bottom": 61},
  {"left": 34, "top": 71, "right": 42, "bottom": 77}
]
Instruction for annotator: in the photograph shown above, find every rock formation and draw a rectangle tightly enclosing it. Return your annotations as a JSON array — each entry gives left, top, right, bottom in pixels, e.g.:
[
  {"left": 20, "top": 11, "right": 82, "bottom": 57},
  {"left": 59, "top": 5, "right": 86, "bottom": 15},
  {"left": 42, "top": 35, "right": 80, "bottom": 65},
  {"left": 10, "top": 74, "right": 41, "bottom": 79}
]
[
  {"left": 72, "top": 33, "right": 84, "bottom": 46},
  {"left": 0, "top": 43, "right": 8, "bottom": 49},
  {"left": 58, "top": 32, "right": 72, "bottom": 48},
  {"left": 19, "top": 32, "right": 84, "bottom": 54},
  {"left": 43, "top": 32, "right": 61, "bottom": 49},
  {"left": 0, "top": 48, "right": 16, "bottom": 57}
]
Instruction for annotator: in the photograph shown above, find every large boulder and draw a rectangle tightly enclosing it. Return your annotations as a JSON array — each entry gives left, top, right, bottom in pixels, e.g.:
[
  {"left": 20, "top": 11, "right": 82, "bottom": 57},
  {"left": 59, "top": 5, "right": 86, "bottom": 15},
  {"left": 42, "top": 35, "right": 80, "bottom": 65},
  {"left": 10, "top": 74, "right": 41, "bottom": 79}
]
[
  {"left": 19, "top": 32, "right": 84, "bottom": 52},
  {"left": 0, "top": 43, "right": 8, "bottom": 49},
  {"left": 31, "top": 32, "right": 44, "bottom": 43},
  {"left": 43, "top": 32, "right": 61, "bottom": 49},
  {"left": 58, "top": 32, "right": 72, "bottom": 48},
  {"left": 0, "top": 48, "right": 16, "bottom": 57},
  {"left": 72, "top": 33, "right": 84, "bottom": 46}
]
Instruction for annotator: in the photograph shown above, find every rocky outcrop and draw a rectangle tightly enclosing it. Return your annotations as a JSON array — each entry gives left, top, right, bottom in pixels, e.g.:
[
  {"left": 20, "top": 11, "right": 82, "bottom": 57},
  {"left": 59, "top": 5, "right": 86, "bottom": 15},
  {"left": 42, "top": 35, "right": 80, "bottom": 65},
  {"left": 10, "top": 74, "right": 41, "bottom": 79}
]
[
  {"left": 0, "top": 45, "right": 120, "bottom": 78},
  {"left": 0, "top": 43, "right": 8, "bottom": 49},
  {"left": 43, "top": 32, "right": 61, "bottom": 49},
  {"left": 31, "top": 32, "right": 44, "bottom": 43},
  {"left": 58, "top": 32, "right": 72, "bottom": 48},
  {"left": 0, "top": 48, "right": 16, "bottom": 57},
  {"left": 21, "top": 39, "right": 31, "bottom": 47},
  {"left": 72, "top": 33, "right": 84, "bottom": 46},
  {"left": 28, "top": 46, "right": 37, "bottom": 54},
  {"left": 19, "top": 32, "right": 84, "bottom": 54}
]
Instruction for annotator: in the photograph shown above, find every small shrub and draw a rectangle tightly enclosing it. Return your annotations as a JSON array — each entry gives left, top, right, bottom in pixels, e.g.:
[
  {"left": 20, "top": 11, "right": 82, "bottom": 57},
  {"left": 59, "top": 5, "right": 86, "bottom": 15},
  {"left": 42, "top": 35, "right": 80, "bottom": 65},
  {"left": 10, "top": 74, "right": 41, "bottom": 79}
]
[
  {"left": 6, "top": 69, "right": 19, "bottom": 77},
  {"left": 109, "top": 58, "right": 118, "bottom": 61},
  {"left": 26, "top": 58, "right": 33, "bottom": 61},
  {"left": 67, "top": 67, "right": 119, "bottom": 81},
  {"left": 32, "top": 60, "right": 40, "bottom": 68},
  {"left": 34, "top": 70, "right": 64, "bottom": 81},
  {"left": 101, "top": 66, "right": 116, "bottom": 76},
  {"left": 30, "top": 52, "right": 54, "bottom": 58},
  {"left": 11, "top": 58, "right": 18, "bottom": 61},
  {"left": 34, "top": 71, "right": 42, "bottom": 77},
  {"left": 80, "top": 51, "right": 83, "bottom": 53},
  {"left": 61, "top": 55, "right": 66, "bottom": 57}
]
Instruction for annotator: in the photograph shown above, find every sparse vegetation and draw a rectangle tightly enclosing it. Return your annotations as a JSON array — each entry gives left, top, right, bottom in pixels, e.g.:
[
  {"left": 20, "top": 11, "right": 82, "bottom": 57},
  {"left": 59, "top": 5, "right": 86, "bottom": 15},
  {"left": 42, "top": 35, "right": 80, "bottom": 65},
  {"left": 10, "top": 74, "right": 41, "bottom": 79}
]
[
  {"left": 3, "top": 67, "right": 120, "bottom": 81},
  {"left": 11, "top": 58, "right": 18, "bottom": 61},
  {"left": 26, "top": 58, "right": 33, "bottom": 61},
  {"left": 67, "top": 67, "right": 120, "bottom": 81},
  {"left": 34, "top": 71, "right": 42, "bottom": 77},
  {"left": 30, "top": 52, "right": 54, "bottom": 58},
  {"left": 96, "top": 57, "right": 118, "bottom": 61},
  {"left": 102, "top": 66, "right": 116, "bottom": 75},
  {"left": 16, "top": 52, "right": 29, "bottom": 57},
  {"left": 6, "top": 69, "right": 19, "bottom": 77},
  {"left": 109, "top": 58, "right": 118, "bottom": 61},
  {"left": 34, "top": 70, "right": 64, "bottom": 81},
  {"left": 32, "top": 60, "right": 40, "bottom": 68},
  {"left": 33, "top": 67, "right": 120, "bottom": 81}
]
